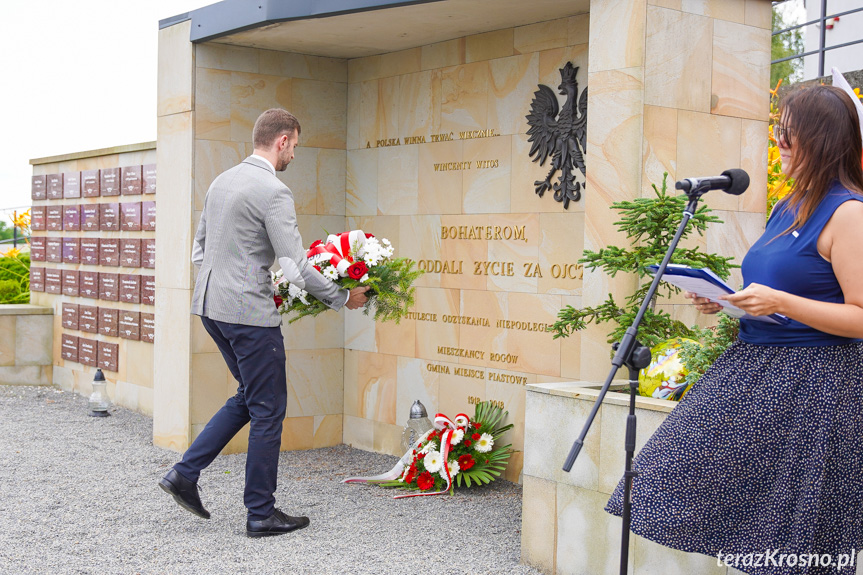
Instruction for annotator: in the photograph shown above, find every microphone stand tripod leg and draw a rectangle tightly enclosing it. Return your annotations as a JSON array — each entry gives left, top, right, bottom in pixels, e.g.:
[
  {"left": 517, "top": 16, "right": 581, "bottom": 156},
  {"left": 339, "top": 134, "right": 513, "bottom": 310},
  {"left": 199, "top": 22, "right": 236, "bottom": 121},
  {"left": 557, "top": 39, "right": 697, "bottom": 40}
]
[{"left": 619, "top": 365, "right": 641, "bottom": 575}]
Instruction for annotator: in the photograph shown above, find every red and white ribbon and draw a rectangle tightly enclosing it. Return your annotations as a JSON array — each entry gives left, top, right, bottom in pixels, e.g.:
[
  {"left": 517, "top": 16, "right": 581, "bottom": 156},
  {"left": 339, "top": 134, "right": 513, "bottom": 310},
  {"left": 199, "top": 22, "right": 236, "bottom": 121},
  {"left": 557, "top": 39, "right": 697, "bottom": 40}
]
[{"left": 306, "top": 230, "right": 366, "bottom": 276}]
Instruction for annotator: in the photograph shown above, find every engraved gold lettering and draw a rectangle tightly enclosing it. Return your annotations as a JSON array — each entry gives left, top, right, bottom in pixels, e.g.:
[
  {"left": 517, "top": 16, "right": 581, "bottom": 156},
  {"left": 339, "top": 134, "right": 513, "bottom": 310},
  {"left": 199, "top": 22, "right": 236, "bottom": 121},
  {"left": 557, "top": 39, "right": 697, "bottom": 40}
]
[
  {"left": 426, "top": 363, "right": 451, "bottom": 374},
  {"left": 489, "top": 353, "right": 518, "bottom": 364},
  {"left": 523, "top": 262, "right": 543, "bottom": 278},
  {"left": 437, "top": 346, "right": 485, "bottom": 360},
  {"left": 458, "top": 128, "right": 498, "bottom": 140},
  {"left": 494, "top": 319, "right": 554, "bottom": 333},
  {"left": 441, "top": 315, "right": 490, "bottom": 327},
  {"left": 417, "top": 260, "right": 463, "bottom": 274},
  {"left": 404, "top": 136, "right": 427, "bottom": 145},
  {"left": 454, "top": 367, "right": 485, "bottom": 380},
  {"left": 375, "top": 138, "right": 401, "bottom": 147},
  {"left": 551, "top": 263, "right": 584, "bottom": 280}
]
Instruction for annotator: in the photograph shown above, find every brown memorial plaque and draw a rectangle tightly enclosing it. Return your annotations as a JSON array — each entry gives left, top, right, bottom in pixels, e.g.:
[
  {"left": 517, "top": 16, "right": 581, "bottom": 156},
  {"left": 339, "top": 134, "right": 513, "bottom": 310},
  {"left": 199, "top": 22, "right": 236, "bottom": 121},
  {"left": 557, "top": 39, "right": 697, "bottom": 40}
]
[
  {"left": 81, "top": 204, "right": 100, "bottom": 231},
  {"left": 62, "top": 237, "right": 80, "bottom": 264},
  {"left": 80, "top": 271, "right": 99, "bottom": 299},
  {"left": 99, "top": 203, "right": 120, "bottom": 231},
  {"left": 63, "top": 172, "right": 81, "bottom": 199},
  {"left": 143, "top": 238, "right": 156, "bottom": 269},
  {"left": 31, "top": 206, "right": 46, "bottom": 231},
  {"left": 46, "top": 205, "right": 63, "bottom": 231},
  {"left": 81, "top": 169, "right": 100, "bottom": 198},
  {"left": 142, "top": 201, "right": 156, "bottom": 231},
  {"left": 98, "top": 307, "right": 119, "bottom": 337},
  {"left": 62, "top": 269, "right": 79, "bottom": 297},
  {"left": 30, "top": 267, "right": 45, "bottom": 292},
  {"left": 32, "top": 175, "right": 47, "bottom": 201},
  {"left": 78, "top": 305, "right": 99, "bottom": 333},
  {"left": 120, "top": 202, "right": 142, "bottom": 231},
  {"left": 121, "top": 165, "right": 142, "bottom": 196},
  {"left": 99, "top": 238, "right": 120, "bottom": 267},
  {"left": 61, "top": 334, "right": 79, "bottom": 363},
  {"left": 47, "top": 174, "right": 63, "bottom": 200},
  {"left": 97, "top": 341, "right": 119, "bottom": 372},
  {"left": 143, "top": 164, "right": 156, "bottom": 194},
  {"left": 63, "top": 204, "right": 81, "bottom": 231},
  {"left": 30, "top": 237, "right": 45, "bottom": 261},
  {"left": 120, "top": 238, "right": 141, "bottom": 268},
  {"left": 99, "top": 273, "right": 120, "bottom": 301},
  {"left": 80, "top": 238, "right": 99, "bottom": 264},
  {"left": 100, "top": 167, "right": 121, "bottom": 197},
  {"left": 119, "top": 310, "right": 140, "bottom": 341},
  {"left": 119, "top": 274, "right": 141, "bottom": 304},
  {"left": 44, "top": 268, "right": 62, "bottom": 294},
  {"left": 141, "top": 312, "right": 155, "bottom": 343},
  {"left": 62, "top": 303, "right": 79, "bottom": 330},
  {"left": 78, "top": 338, "right": 98, "bottom": 367},
  {"left": 142, "top": 275, "right": 155, "bottom": 306},
  {"left": 46, "top": 237, "right": 62, "bottom": 263}
]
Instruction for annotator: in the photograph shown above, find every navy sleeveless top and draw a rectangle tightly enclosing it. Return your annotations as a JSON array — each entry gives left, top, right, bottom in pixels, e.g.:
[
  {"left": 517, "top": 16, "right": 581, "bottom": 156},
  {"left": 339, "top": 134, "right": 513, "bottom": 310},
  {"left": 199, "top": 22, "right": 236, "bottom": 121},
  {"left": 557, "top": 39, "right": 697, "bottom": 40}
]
[{"left": 739, "top": 183, "right": 863, "bottom": 346}]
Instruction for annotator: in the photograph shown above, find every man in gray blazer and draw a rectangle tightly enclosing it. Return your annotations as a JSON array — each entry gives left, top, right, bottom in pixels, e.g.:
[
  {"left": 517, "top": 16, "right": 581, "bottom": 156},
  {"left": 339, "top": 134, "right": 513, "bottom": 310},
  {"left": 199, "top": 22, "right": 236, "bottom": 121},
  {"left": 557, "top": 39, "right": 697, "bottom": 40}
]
[{"left": 159, "top": 109, "right": 369, "bottom": 537}]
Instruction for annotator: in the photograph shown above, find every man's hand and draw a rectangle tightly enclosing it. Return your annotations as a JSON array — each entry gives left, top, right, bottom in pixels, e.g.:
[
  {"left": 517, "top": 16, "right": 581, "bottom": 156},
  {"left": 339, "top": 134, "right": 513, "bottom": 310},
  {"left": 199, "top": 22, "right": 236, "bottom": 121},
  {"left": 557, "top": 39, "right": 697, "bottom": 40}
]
[{"left": 345, "top": 286, "right": 371, "bottom": 310}]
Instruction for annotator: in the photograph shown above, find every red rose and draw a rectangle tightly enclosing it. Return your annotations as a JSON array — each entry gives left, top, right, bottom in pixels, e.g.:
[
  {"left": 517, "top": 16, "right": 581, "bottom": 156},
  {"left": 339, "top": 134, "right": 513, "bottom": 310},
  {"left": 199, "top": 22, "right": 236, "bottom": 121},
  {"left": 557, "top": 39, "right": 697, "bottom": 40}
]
[
  {"left": 475, "top": 423, "right": 482, "bottom": 429},
  {"left": 458, "top": 454, "right": 475, "bottom": 471},
  {"left": 273, "top": 295, "right": 283, "bottom": 308},
  {"left": 365, "top": 233, "right": 375, "bottom": 239},
  {"left": 465, "top": 440, "right": 472, "bottom": 447},
  {"left": 471, "top": 433, "right": 481, "bottom": 441},
  {"left": 347, "top": 261, "right": 368, "bottom": 280},
  {"left": 416, "top": 471, "right": 434, "bottom": 491},
  {"left": 309, "top": 240, "right": 323, "bottom": 249},
  {"left": 418, "top": 452, "right": 425, "bottom": 459}
]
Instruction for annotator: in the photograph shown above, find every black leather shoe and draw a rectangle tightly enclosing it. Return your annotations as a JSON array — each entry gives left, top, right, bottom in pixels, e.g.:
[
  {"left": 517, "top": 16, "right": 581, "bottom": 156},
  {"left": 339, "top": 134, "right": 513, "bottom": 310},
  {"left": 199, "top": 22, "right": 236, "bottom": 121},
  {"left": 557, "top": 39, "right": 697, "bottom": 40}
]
[
  {"left": 158, "top": 468, "right": 210, "bottom": 519},
  {"left": 246, "top": 509, "right": 310, "bottom": 537}
]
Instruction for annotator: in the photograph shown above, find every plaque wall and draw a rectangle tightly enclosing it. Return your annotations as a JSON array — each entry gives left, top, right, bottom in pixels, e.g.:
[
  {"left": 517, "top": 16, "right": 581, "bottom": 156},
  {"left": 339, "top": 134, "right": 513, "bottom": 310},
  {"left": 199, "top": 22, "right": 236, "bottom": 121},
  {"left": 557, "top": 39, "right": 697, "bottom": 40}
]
[{"left": 30, "top": 143, "right": 157, "bottom": 416}]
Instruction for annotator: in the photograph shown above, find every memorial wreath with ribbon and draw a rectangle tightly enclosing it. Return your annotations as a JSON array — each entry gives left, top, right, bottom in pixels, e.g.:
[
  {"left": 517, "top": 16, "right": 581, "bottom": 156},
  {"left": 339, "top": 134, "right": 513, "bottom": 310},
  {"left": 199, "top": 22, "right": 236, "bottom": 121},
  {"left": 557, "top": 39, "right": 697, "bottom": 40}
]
[
  {"left": 343, "top": 401, "right": 513, "bottom": 498},
  {"left": 274, "top": 229, "right": 423, "bottom": 323}
]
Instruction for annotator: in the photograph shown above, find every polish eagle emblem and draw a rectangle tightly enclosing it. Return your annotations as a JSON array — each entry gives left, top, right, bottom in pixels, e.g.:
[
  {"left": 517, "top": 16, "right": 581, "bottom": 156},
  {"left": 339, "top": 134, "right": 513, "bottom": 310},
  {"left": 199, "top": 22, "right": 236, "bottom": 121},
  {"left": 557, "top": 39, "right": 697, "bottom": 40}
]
[{"left": 526, "top": 62, "right": 588, "bottom": 209}]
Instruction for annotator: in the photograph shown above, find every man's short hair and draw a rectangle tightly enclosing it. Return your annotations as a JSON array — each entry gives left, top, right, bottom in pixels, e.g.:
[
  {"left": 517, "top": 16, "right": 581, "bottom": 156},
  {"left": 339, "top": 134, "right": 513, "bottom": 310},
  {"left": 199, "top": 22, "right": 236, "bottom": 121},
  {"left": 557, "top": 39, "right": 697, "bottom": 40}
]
[{"left": 252, "top": 109, "right": 301, "bottom": 148}]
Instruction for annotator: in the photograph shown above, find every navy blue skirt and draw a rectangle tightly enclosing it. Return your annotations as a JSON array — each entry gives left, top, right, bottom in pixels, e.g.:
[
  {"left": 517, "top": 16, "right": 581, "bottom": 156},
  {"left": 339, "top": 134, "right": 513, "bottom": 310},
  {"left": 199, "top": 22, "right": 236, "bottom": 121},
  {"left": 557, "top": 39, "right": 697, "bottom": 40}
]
[{"left": 606, "top": 340, "right": 863, "bottom": 574}]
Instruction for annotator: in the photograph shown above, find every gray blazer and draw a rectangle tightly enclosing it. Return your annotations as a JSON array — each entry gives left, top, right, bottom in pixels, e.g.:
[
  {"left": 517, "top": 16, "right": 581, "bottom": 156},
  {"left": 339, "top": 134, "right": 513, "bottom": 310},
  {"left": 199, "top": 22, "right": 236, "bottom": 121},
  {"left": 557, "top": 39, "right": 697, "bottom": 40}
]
[{"left": 191, "top": 156, "right": 347, "bottom": 327}]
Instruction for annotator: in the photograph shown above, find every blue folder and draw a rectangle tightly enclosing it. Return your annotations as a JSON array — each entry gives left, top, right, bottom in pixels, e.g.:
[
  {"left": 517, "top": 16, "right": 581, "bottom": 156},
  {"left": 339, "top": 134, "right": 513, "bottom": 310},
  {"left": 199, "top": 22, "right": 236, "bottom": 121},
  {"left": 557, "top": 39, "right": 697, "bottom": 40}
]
[{"left": 647, "top": 264, "right": 791, "bottom": 325}]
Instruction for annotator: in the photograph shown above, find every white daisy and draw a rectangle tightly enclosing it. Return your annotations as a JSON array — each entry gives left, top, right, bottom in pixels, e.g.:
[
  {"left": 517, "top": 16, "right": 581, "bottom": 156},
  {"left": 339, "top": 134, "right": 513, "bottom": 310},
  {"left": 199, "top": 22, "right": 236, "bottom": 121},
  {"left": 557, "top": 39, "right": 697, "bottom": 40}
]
[
  {"left": 449, "top": 428, "right": 464, "bottom": 446},
  {"left": 420, "top": 441, "right": 437, "bottom": 454},
  {"left": 322, "top": 266, "right": 339, "bottom": 281},
  {"left": 475, "top": 433, "right": 494, "bottom": 453},
  {"left": 441, "top": 458, "right": 460, "bottom": 480},
  {"left": 424, "top": 450, "right": 442, "bottom": 473}
]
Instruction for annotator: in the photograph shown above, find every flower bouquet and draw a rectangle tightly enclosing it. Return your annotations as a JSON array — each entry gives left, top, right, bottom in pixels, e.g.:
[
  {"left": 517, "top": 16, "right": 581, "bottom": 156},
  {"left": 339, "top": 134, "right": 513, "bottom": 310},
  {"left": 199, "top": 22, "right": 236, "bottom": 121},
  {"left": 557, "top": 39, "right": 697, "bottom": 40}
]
[
  {"left": 274, "top": 229, "right": 423, "bottom": 324},
  {"left": 343, "top": 401, "right": 513, "bottom": 498}
]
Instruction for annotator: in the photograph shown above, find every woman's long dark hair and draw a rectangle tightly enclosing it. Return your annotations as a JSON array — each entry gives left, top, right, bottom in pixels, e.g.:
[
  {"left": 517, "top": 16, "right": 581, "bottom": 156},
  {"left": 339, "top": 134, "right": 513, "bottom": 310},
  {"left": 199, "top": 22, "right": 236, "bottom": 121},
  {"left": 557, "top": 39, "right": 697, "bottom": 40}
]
[{"left": 777, "top": 84, "right": 863, "bottom": 234}]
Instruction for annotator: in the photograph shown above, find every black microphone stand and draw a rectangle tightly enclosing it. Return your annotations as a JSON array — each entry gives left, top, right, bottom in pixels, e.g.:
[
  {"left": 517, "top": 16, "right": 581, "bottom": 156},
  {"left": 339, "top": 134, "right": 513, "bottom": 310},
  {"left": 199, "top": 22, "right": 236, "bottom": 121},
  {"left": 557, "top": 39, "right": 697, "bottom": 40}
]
[{"left": 562, "top": 183, "right": 710, "bottom": 575}]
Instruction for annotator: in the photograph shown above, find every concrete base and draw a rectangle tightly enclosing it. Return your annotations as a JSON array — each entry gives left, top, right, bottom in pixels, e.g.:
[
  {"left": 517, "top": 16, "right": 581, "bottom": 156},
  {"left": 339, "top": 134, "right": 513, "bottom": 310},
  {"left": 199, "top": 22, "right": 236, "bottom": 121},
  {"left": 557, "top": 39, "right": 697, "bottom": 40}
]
[{"left": 0, "top": 305, "right": 53, "bottom": 385}]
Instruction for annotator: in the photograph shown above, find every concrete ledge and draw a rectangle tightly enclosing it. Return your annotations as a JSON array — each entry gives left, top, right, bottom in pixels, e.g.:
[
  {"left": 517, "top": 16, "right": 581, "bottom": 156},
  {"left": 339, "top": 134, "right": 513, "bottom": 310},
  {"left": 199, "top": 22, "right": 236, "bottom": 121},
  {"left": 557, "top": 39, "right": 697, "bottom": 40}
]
[
  {"left": 0, "top": 304, "right": 53, "bottom": 316},
  {"left": 521, "top": 380, "right": 726, "bottom": 575}
]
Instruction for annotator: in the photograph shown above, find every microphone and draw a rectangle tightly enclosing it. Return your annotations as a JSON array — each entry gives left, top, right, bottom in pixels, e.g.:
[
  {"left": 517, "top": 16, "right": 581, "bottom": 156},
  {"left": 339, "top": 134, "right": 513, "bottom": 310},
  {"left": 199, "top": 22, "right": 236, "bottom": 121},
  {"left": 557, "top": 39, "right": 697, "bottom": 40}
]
[{"left": 675, "top": 169, "right": 750, "bottom": 196}]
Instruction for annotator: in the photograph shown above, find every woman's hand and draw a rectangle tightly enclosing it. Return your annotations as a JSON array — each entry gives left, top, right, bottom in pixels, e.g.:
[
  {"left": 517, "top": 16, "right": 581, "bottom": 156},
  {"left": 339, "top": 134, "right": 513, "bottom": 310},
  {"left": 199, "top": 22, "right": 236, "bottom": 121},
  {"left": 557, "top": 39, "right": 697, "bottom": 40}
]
[
  {"left": 719, "top": 283, "right": 785, "bottom": 316},
  {"left": 684, "top": 291, "right": 722, "bottom": 314}
]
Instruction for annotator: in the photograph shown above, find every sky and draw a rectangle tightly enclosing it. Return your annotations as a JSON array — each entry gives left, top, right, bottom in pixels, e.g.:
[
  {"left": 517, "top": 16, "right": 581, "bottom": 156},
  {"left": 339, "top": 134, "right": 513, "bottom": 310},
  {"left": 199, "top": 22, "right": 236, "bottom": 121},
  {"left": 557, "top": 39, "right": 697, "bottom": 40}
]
[{"left": 0, "top": 0, "right": 215, "bottom": 214}]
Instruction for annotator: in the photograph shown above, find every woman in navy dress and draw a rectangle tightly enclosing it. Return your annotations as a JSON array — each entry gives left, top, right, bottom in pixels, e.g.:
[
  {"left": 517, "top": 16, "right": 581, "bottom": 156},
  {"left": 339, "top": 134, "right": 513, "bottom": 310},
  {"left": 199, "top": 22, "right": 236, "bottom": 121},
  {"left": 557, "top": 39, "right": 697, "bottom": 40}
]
[{"left": 606, "top": 85, "right": 863, "bottom": 574}]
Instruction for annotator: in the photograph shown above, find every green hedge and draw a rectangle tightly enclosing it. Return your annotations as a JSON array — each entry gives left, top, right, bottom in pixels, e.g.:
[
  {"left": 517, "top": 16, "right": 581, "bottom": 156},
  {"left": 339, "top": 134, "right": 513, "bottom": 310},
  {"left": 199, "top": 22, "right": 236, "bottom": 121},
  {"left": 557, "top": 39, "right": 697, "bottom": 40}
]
[{"left": 0, "top": 253, "right": 30, "bottom": 304}]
